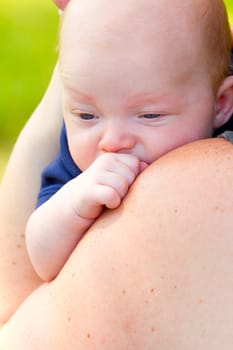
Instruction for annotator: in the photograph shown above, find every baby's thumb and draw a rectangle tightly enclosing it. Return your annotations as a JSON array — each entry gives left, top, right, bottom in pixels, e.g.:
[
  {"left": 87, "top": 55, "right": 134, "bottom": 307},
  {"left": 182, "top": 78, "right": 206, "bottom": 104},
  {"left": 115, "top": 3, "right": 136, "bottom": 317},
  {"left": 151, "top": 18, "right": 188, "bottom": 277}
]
[{"left": 139, "top": 161, "right": 149, "bottom": 173}]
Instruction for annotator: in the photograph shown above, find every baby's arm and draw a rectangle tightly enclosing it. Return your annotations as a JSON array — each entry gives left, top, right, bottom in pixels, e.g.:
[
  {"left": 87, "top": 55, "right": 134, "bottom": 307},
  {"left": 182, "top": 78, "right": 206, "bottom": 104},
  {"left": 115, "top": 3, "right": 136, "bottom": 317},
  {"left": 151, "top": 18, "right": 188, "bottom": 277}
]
[{"left": 26, "top": 153, "right": 141, "bottom": 282}]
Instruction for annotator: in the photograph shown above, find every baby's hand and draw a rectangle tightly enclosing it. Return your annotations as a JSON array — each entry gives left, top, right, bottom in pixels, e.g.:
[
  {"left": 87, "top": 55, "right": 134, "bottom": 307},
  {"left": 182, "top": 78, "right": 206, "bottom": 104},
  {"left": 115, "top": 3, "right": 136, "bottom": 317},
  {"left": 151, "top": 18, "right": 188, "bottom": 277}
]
[{"left": 69, "top": 153, "right": 142, "bottom": 220}]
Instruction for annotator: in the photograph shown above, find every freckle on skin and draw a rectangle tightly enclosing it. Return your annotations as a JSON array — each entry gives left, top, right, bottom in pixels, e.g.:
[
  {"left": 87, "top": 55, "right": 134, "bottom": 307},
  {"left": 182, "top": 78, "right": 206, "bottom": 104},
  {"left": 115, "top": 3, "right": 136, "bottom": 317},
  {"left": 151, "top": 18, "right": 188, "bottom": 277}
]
[
  {"left": 72, "top": 273, "right": 75, "bottom": 278},
  {"left": 20, "top": 233, "right": 25, "bottom": 239},
  {"left": 122, "top": 289, "right": 126, "bottom": 295},
  {"left": 68, "top": 317, "right": 71, "bottom": 322},
  {"left": 16, "top": 244, "right": 22, "bottom": 248},
  {"left": 87, "top": 332, "right": 91, "bottom": 339},
  {"left": 202, "top": 328, "right": 206, "bottom": 337},
  {"left": 11, "top": 261, "right": 16, "bottom": 266},
  {"left": 151, "top": 327, "right": 155, "bottom": 333},
  {"left": 214, "top": 205, "right": 225, "bottom": 213},
  {"left": 150, "top": 288, "right": 154, "bottom": 293}
]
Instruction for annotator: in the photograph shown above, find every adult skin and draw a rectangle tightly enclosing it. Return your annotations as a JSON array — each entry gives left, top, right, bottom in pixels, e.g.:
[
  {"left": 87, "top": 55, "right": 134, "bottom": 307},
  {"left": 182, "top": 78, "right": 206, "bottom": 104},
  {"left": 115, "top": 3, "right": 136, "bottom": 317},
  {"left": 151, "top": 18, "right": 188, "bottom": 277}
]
[
  {"left": 0, "top": 138, "right": 233, "bottom": 348},
  {"left": 0, "top": 0, "right": 233, "bottom": 345},
  {"left": 0, "top": 4, "right": 68, "bottom": 325},
  {"left": 0, "top": 65, "right": 63, "bottom": 326}
]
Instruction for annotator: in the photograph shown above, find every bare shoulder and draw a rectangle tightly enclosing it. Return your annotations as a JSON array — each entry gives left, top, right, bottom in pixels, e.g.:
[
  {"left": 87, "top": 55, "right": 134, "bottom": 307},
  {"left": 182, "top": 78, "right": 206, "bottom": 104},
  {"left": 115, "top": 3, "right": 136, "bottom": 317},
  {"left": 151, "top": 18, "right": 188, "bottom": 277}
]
[
  {"left": 51, "top": 138, "right": 233, "bottom": 349},
  {"left": 1, "top": 138, "right": 232, "bottom": 349},
  {"left": 149, "top": 137, "right": 233, "bottom": 170},
  {"left": 131, "top": 137, "right": 233, "bottom": 205}
]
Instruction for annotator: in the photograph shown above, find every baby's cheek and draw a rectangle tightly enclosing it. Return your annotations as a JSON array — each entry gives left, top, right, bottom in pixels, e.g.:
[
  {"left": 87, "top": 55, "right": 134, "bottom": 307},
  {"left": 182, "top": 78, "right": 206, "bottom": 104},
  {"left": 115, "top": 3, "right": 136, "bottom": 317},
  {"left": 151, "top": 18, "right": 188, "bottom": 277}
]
[{"left": 72, "top": 150, "right": 96, "bottom": 172}]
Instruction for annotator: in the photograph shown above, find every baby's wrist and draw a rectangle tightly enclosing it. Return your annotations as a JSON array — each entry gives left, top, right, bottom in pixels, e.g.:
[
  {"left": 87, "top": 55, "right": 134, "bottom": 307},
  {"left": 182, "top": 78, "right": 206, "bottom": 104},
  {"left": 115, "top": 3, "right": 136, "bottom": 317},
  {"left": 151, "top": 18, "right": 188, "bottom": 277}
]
[{"left": 72, "top": 200, "right": 104, "bottom": 222}]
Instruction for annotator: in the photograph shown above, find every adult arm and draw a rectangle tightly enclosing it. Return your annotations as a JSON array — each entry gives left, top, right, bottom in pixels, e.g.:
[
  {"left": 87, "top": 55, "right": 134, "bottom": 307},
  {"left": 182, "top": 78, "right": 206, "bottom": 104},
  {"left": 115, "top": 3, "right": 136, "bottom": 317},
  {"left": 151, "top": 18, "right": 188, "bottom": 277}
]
[
  {"left": 0, "top": 64, "right": 63, "bottom": 326},
  {"left": 1, "top": 138, "right": 233, "bottom": 349}
]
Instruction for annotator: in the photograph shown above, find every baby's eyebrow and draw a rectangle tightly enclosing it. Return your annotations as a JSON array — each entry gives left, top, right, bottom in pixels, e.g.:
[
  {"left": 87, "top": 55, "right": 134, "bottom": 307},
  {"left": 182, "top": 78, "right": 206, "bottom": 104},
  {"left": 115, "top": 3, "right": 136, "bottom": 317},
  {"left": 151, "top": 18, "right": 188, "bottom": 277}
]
[
  {"left": 60, "top": 71, "right": 95, "bottom": 102},
  {"left": 66, "top": 85, "right": 95, "bottom": 104},
  {"left": 125, "top": 92, "right": 174, "bottom": 107}
]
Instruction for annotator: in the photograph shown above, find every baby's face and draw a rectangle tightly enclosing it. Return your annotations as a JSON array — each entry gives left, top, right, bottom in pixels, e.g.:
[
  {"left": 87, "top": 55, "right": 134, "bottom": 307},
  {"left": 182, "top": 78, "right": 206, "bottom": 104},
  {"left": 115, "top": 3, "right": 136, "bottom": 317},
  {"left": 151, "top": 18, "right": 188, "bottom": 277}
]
[{"left": 60, "top": 0, "right": 219, "bottom": 171}]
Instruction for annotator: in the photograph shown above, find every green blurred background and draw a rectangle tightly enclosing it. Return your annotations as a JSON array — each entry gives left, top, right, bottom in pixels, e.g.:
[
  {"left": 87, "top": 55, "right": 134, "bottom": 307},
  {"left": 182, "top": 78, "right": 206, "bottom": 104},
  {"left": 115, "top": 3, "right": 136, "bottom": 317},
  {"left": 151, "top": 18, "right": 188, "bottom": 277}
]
[
  {"left": 0, "top": 0, "right": 233, "bottom": 177},
  {"left": 0, "top": 0, "right": 59, "bottom": 177}
]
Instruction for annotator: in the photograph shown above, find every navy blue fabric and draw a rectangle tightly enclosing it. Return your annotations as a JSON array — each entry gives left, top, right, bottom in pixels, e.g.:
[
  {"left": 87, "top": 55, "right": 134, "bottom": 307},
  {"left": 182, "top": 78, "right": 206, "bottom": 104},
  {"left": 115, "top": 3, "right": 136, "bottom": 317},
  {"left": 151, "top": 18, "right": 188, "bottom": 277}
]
[
  {"left": 37, "top": 50, "right": 233, "bottom": 207},
  {"left": 36, "top": 125, "right": 81, "bottom": 207}
]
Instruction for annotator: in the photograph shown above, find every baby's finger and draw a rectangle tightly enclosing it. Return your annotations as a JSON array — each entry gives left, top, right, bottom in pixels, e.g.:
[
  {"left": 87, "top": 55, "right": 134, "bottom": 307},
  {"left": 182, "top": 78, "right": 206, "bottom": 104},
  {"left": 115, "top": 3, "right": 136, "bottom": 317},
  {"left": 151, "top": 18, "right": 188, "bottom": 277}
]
[
  {"left": 139, "top": 160, "right": 149, "bottom": 172},
  {"left": 99, "top": 172, "right": 133, "bottom": 199},
  {"left": 93, "top": 153, "right": 139, "bottom": 186},
  {"left": 113, "top": 153, "right": 140, "bottom": 174},
  {"left": 94, "top": 185, "right": 122, "bottom": 209}
]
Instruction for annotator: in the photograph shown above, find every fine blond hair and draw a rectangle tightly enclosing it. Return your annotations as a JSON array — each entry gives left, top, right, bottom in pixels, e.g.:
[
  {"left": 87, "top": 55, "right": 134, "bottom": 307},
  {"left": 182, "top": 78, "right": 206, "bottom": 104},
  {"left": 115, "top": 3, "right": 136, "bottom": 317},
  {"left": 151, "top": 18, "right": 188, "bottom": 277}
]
[{"left": 197, "top": 0, "right": 232, "bottom": 90}]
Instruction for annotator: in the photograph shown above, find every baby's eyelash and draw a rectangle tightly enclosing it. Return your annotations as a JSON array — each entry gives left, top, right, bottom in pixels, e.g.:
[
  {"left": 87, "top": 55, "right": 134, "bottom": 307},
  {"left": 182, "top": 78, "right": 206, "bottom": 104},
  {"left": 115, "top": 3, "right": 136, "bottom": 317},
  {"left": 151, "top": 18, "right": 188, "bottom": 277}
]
[
  {"left": 141, "top": 114, "right": 162, "bottom": 119},
  {"left": 79, "top": 113, "right": 97, "bottom": 120},
  {"left": 76, "top": 112, "right": 165, "bottom": 120}
]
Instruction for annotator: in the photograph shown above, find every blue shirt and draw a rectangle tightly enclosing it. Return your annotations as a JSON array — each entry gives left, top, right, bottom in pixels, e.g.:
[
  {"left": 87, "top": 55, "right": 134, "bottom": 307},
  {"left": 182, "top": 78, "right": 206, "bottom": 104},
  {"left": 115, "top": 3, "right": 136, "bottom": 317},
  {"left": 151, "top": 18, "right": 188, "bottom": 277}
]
[{"left": 37, "top": 125, "right": 81, "bottom": 207}]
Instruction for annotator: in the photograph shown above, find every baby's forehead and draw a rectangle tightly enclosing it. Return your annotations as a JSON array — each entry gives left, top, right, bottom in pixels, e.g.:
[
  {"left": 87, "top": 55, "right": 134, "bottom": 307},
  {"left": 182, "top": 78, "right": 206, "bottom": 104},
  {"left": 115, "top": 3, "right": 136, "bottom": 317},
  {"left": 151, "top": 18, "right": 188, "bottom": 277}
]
[
  {"left": 61, "top": 0, "right": 207, "bottom": 73},
  {"left": 60, "top": 0, "right": 215, "bottom": 84},
  {"left": 61, "top": 0, "right": 203, "bottom": 43}
]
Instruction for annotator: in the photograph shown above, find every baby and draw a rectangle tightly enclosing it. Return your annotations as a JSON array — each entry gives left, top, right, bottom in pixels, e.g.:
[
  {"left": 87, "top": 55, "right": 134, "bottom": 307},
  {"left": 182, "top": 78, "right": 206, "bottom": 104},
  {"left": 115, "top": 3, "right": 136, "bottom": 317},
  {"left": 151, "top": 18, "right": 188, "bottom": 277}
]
[{"left": 26, "top": 0, "right": 233, "bottom": 281}]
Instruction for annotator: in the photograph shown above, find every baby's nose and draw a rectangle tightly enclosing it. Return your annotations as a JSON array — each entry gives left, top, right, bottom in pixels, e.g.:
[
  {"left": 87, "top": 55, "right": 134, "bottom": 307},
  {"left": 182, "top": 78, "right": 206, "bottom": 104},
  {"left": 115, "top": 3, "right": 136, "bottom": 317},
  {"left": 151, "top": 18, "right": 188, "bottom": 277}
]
[{"left": 98, "top": 124, "right": 136, "bottom": 153}]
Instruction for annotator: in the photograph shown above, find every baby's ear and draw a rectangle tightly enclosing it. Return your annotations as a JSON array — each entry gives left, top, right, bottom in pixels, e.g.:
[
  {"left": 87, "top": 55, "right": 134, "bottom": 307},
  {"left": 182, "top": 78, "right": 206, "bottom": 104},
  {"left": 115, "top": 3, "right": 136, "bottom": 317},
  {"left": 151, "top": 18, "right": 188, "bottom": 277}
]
[{"left": 214, "top": 75, "right": 233, "bottom": 128}]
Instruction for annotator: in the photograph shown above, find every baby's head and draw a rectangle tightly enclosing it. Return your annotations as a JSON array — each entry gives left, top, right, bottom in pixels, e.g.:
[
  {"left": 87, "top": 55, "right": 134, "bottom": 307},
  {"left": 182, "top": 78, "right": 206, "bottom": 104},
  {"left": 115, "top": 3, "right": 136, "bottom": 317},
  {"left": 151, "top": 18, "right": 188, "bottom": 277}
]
[
  {"left": 191, "top": 0, "right": 232, "bottom": 91},
  {"left": 59, "top": 0, "right": 233, "bottom": 170}
]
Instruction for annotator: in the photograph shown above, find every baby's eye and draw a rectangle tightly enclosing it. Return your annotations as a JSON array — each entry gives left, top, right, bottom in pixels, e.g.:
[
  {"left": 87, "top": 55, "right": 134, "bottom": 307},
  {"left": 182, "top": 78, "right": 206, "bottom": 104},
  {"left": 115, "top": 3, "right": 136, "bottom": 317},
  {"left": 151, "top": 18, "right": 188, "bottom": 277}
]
[
  {"left": 79, "top": 113, "right": 97, "bottom": 120},
  {"left": 141, "top": 113, "right": 162, "bottom": 119}
]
